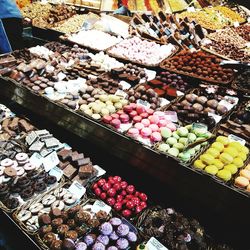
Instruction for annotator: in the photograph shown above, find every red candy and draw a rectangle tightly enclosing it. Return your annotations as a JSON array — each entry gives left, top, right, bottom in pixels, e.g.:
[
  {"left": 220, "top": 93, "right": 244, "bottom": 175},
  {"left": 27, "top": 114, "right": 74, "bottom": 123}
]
[{"left": 92, "top": 176, "right": 148, "bottom": 218}]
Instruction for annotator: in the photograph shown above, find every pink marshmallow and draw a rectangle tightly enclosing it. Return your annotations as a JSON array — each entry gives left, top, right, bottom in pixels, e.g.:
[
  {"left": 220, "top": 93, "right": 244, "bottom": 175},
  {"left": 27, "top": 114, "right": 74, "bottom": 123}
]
[{"left": 129, "top": 110, "right": 137, "bottom": 118}]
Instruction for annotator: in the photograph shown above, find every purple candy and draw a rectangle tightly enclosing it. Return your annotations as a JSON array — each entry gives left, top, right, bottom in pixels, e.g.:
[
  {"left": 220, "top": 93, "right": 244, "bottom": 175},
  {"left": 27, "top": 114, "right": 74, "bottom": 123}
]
[
  {"left": 99, "top": 222, "right": 113, "bottom": 236},
  {"left": 109, "top": 217, "right": 122, "bottom": 227},
  {"left": 110, "top": 231, "right": 119, "bottom": 241},
  {"left": 84, "top": 234, "right": 96, "bottom": 246},
  {"left": 127, "top": 232, "right": 137, "bottom": 242},
  {"left": 107, "top": 247, "right": 118, "bottom": 250},
  {"left": 92, "top": 242, "right": 105, "bottom": 250},
  {"left": 116, "top": 224, "right": 129, "bottom": 237},
  {"left": 97, "top": 235, "right": 109, "bottom": 246},
  {"left": 75, "top": 242, "right": 87, "bottom": 250},
  {"left": 116, "top": 238, "right": 129, "bottom": 249}
]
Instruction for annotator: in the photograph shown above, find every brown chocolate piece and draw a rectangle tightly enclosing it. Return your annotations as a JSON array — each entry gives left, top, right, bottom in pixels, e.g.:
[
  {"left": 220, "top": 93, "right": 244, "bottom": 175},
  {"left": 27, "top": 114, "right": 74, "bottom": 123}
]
[
  {"left": 57, "top": 149, "right": 72, "bottom": 161},
  {"left": 59, "top": 161, "right": 69, "bottom": 170},
  {"left": 49, "top": 208, "right": 62, "bottom": 218},
  {"left": 71, "top": 152, "right": 84, "bottom": 162},
  {"left": 77, "top": 157, "right": 90, "bottom": 167},
  {"left": 63, "top": 164, "right": 77, "bottom": 179},
  {"left": 79, "top": 164, "right": 93, "bottom": 179},
  {"left": 38, "top": 214, "right": 52, "bottom": 226}
]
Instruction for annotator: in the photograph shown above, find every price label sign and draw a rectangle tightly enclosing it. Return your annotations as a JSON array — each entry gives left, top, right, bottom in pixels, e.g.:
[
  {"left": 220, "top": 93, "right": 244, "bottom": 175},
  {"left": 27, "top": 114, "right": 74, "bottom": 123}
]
[
  {"left": 93, "top": 165, "right": 106, "bottom": 177},
  {"left": 49, "top": 166, "right": 63, "bottom": 181},
  {"left": 69, "top": 181, "right": 86, "bottom": 199},
  {"left": 43, "top": 151, "right": 60, "bottom": 172},
  {"left": 115, "top": 89, "right": 128, "bottom": 99},
  {"left": 29, "top": 153, "right": 43, "bottom": 168},
  {"left": 228, "top": 134, "right": 246, "bottom": 146},
  {"left": 137, "top": 99, "right": 151, "bottom": 109},
  {"left": 91, "top": 200, "right": 111, "bottom": 214},
  {"left": 208, "top": 112, "right": 222, "bottom": 124},
  {"left": 146, "top": 237, "right": 169, "bottom": 250}
]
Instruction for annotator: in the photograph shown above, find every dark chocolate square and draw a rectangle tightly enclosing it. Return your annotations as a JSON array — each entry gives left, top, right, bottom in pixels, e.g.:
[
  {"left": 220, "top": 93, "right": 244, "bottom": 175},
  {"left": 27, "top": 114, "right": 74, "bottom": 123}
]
[{"left": 63, "top": 164, "right": 77, "bottom": 179}]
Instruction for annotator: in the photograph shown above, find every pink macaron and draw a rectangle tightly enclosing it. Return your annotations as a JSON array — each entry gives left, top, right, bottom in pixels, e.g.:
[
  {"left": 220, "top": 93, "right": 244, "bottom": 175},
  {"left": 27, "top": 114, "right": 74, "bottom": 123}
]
[
  {"left": 129, "top": 110, "right": 137, "bottom": 118},
  {"left": 110, "top": 119, "right": 121, "bottom": 128},
  {"left": 111, "top": 113, "right": 119, "bottom": 119},
  {"left": 136, "top": 105, "right": 146, "bottom": 114},
  {"left": 141, "top": 119, "right": 150, "bottom": 127},
  {"left": 140, "top": 112, "right": 149, "bottom": 119},
  {"left": 150, "top": 132, "right": 162, "bottom": 142},
  {"left": 123, "top": 105, "right": 133, "bottom": 113},
  {"left": 102, "top": 115, "right": 112, "bottom": 124},
  {"left": 120, "top": 114, "right": 130, "bottom": 123},
  {"left": 127, "top": 128, "right": 139, "bottom": 138},
  {"left": 166, "top": 122, "right": 177, "bottom": 131},
  {"left": 141, "top": 127, "right": 152, "bottom": 138},
  {"left": 149, "top": 115, "right": 160, "bottom": 124},
  {"left": 134, "top": 123, "right": 144, "bottom": 131},
  {"left": 133, "top": 115, "right": 142, "bottom": 123},
  {"left": 149, "top": 123, "right": 159, "bottom": 132}
]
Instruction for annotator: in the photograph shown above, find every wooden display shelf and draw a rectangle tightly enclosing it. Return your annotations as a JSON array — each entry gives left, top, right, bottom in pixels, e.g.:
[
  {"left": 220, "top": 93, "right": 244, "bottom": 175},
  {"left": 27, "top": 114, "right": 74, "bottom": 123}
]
[{"left": 0, "top": 77, "right": 250, "bottom": 248}]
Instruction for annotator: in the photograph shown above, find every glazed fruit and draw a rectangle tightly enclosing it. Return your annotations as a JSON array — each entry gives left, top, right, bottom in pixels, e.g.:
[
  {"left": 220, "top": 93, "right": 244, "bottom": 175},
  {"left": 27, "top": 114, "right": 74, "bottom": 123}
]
[{"left": 92, "top": 176, "right": 148, "bottom": 218}]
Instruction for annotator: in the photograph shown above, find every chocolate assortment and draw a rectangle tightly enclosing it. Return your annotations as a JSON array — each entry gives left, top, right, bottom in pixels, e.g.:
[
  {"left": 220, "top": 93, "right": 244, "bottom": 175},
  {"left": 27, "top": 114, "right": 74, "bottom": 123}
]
[
  {"left": 38, "top": 201, "right": 109, "bottom": 249},
  {"left": 161, "top": 50, "right": 235, "bottom": 84},
  {"left": 167, "top": 88, "right": 238, "bottom": 129}
]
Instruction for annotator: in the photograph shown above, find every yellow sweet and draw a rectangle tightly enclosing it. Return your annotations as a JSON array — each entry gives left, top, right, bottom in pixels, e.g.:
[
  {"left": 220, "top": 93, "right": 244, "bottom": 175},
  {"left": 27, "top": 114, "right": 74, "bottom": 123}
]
[
  {"left": 228, "top": 142, "right": 243, "bottom": 152},
  {"left": 216, "top": 136, "right": 229, "bottom": 146},
  {"left": 205, "top": 165, "right": 218, "bottom": 175},
  {"left": 212, "top": 159, "right": 224, "bottom": 170},
  {"left": 238, "top": 152, "right": 247, "bottom": 161},
  {"left": 224, "top": 164, "right": 238, "bottom": 174},
  {"left": 206, "top": 148, "right": 220, "bottom": 158},
  {"left": 219, "top": 153, "right": 233, "bottom": 164},
  {"left": 233, "top": 157, "right": 244, "bottom": 168},
  {"left": 223, "top": 147, "right": 238, "bottom": 158},
  {"left": 211, "top": 142, "right": 224, "bottom": 152},
  {"left": 200, "top": 154, "right": 214, "bottom": 165},
  {"left": 217, "top": 169, "right": 232, "bottom": 181},
  {"left": 194, "top": 160, "right": 206, "bottom": 169},
  {"left": 241, "top": 145, "right": 249, "bottom": 155}
]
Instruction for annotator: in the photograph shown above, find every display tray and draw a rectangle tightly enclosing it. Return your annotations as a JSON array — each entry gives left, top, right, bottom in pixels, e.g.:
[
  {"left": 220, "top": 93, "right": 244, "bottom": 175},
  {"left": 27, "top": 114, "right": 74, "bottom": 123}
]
[
  {"left": 1, "top": 76, "right": 250, "bottom": 248},
  {"left": 231, "top": 79, "right": 250, "bottom": 95},
  {"left": 106, "top": 37, "right": 180, "bottom": 68},
  {"left": 160, "top": 51, "right": 235, "bottom": 85}
]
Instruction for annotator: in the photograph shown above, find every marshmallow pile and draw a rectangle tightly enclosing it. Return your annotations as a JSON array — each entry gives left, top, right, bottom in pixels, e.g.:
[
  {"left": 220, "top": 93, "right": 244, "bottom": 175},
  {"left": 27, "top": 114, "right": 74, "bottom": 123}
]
[
  {"left": 108, "top": 36, "right": 176, "bottom": 66},
  {"left": 68, "top": 30, "right": 123, "bottom": 51},
  {"left": 89, "top": 52, "right": 124, "bottom": 72}
]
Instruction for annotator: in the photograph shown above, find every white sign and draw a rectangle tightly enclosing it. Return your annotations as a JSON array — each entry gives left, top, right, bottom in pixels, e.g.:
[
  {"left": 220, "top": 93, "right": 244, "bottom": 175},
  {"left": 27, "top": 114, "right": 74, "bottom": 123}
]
[
  {"left": 68, "top": 181, "right": 86, "bottom": 199},
  {"left": 43, "top": 151, "right": 60, "bottom": 172},
  {"left": 91, "top": 200, "right": 111, "bottom": 214},
  {"left": 146, "top": 237, "right": 168, "bottom": 250}
]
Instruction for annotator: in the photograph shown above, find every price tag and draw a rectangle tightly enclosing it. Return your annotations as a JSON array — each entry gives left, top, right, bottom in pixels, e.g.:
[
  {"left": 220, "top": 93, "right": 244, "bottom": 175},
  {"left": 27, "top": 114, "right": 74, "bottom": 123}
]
[
  {"left": 120, "top": 123, "right": 132, "bottom": 132},
  {"left": 93, "top": 165, "right": 106, "bottom": 177},
  {"left": 137, "top": 99, "right": 151, "bottom": 109},
  {"left": 68, "top": 181, "right": 86, "bottom": 200},
  {"left": 115, "top": 89, "right": 128, "bottom": 99},
  {"left": 57, "top": 72, "right": 67, "bottom": 81},
  {"left": 25, "top": 131, "right": 38, "bottom": 145},
  {"left": 63, "top": 143, "right": 72, "bottom": 150},
  {"left": 248, "top": 17, "right": 250, "bottom": 23},
  {"left": 208, "top": 112, "right": 221, "bottom": 123},
  {"left": 120, "top": 81, "right": 131, "bottom": 90},
  {"left": 187, "top": 7, "right": 195, "bottom": 12},
  {"left": 164, "top": 111, "right": 178, "bottom": 123},
  {"left": 146, "top": 237, "right": 168, "bottom": 250},
  {"left": 144, "top": 69, "right": 156, "bottom": 81},
  {"left": 159, "top": 98, "right": 170, "bottom": 107},
  {"left": 176, "top": 91, "right": 184, "bottom": 97},
  {"left": 49, "top": 166, "right": 63, "bottom": 181},
  {"left": 228, "top": 134, "right": 246, "bottom": 146},
  {"left": 233, "top": 22, "right": 240, "bottom": 27},
  {"left": 43, "top": 151, "right": 60, "bottom": 172},
  {"left": 29, "top": 153, "right": 43, "bottom": 168},
  {"left": 91, "top": 200, "right": 111, "bottom": 214}
]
